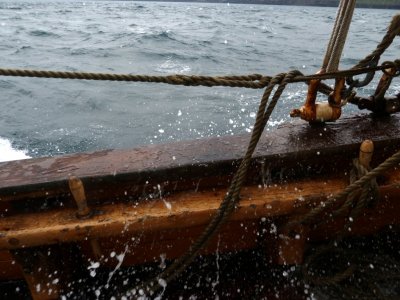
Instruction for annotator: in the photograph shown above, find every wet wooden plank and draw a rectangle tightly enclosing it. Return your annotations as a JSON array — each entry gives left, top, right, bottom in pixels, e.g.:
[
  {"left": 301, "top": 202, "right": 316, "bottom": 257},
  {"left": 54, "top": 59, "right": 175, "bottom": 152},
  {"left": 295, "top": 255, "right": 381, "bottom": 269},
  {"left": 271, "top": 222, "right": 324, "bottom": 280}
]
[
  {"left": 0, "top": 176, "right": 345, "bottom": 250},
  {"left": 1, "top": 178, "right": 397, "bottom": 268},
  {"left": 1, "top": 114, "right": 400, "bottom": 204}
]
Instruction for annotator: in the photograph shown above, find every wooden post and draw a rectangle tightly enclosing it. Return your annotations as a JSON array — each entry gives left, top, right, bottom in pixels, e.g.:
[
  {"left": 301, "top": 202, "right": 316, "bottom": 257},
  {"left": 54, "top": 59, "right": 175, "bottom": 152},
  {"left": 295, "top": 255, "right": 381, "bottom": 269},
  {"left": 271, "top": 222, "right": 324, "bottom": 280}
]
[
  {"left": 68, "top": 176, "right": 91, "bottom": 218},
  {"left": 359, "top": 140, "right": 374, "bottom": 169}
]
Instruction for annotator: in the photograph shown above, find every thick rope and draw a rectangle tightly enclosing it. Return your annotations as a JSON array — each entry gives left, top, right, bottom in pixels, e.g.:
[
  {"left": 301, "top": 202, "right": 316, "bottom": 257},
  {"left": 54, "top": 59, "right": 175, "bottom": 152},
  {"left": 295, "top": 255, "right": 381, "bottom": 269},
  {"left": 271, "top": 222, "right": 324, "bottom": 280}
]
[
  {"left": 301, "top": 157, "right": 379, "bottom": 287},
  {"left": 332, "top": 158, "right": 379, "bottom": 221},
  {"left": 0, "top": 69, "right": 272, "bottom": 89},
  {"left": 322, "top": 0, "right": 345, "bottom": 70},
  {"left": 353, "top": 14, "right": 400, "bottom": 70},
  {"left": 0, "top": 62, "right": 397, "bottom": 88},
  {"left": 126, "top": 70, "right": 301, "bottom": 298},
  {"left": 288, "top": 149, "right": 400, "bottom": 229},
  {"left": 323, "top": 0, "right": 357, "bottom": 72}
]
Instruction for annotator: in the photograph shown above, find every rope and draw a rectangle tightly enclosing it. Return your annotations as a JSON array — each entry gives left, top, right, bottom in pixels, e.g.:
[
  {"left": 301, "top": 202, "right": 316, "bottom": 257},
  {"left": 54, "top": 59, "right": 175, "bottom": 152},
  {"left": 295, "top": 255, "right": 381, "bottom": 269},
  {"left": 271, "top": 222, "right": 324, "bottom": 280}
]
[
  {"left": 288, "top": 148, "right": 400, "bottom": 229},
  {"left": 346, "top": 14, "right": 400, "bottom": 88},
  {"left": 353, "top": 14, "right": 400, "bottom": 70},
  {"left": 323, "top": 0, "right": 357, "bottom": 72},
  {"left": 301, "top": 157, "right": 379, "bottom": 287},
  {"left": 0, "top": 69, "right": 272, "bottom": 89},
  {"left": 126, "top": 70, "right": 302, "bottom": 298},
  {"left": 0, "top": 61, "right": 398, "bottom": 88},
  {"left": 332, "top": 158, "right": 379, "bottom": 221}
]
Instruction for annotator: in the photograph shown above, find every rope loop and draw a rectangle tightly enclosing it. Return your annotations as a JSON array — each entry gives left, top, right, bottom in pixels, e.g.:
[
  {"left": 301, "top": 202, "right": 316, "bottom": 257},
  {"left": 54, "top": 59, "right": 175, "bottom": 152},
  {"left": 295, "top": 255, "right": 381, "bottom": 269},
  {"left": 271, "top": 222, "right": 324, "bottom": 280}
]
[{"left": 346, "top": 58, "right": 378, "bottom": 88}]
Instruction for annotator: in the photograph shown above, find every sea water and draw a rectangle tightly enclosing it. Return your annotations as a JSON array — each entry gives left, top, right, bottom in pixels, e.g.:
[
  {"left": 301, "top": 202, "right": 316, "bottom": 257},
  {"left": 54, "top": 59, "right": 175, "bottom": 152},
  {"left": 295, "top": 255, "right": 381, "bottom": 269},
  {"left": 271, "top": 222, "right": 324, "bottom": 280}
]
[{"left": 0, "top": 0, "right": 398, "bottom": 160}]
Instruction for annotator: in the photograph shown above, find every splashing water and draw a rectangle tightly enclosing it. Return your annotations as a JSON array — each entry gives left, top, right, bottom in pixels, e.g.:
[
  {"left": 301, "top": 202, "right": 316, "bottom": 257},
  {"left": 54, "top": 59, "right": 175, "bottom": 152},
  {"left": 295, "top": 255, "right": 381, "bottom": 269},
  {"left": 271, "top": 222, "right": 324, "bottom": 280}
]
[{"left": 0, "top": 137, "right": 30, "bottom": 162}]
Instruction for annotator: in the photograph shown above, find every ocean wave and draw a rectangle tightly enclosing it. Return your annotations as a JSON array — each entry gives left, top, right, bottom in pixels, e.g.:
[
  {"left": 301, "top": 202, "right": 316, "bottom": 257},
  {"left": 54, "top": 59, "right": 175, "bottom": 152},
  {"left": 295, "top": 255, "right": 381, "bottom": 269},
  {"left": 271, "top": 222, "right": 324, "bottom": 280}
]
[
  {"left": 0, "top": 80, "right": 15, "bottom": 89},
  {"left": 69, "top": 48, "right": 89, "bottom": 56},
  {"left": 155, "top": 59, "right": 191, "bottom": 74},
  {"left": 0, "top": 6, "right": 22, "bottom": 10},
  {"left": 140, "top": 51, "right": 199, "bottom": 62},
  {"left": 140, "top": 30, "right": 177, "bottom": 42},
  {"left": 13, "top": 45, "right": 33, "bottom": 54},
  {"left": 29, "top": 30, "right": 60, "bottom": 38},
  {"left": 57, "top": 9, "right": 72, "bottom": 14},
  {"left": 0, "top": 137, "right": 30, "bottom": 162}
]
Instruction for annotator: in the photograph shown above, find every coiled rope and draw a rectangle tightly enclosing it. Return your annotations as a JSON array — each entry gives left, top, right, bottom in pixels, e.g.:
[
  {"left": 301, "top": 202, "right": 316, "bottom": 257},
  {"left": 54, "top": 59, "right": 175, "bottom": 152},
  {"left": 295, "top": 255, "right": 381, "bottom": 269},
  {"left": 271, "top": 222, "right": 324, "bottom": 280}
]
[{"left": 128, "top": 70, "right": 302, "bottom": 298}]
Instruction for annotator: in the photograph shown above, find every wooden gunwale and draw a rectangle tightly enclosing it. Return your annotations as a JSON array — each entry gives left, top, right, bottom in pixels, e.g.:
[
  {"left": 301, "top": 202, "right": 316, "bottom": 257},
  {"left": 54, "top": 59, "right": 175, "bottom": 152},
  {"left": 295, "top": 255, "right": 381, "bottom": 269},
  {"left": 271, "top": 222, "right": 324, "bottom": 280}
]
[
  {"left": 1, "top": 114, "right": 400, "bottom": 207},
  {"left": 0, "top": 114, "right": 399, "bottom": 247},
  {"left": 1, "top": 176, "right": 400, "bottom": 250}
]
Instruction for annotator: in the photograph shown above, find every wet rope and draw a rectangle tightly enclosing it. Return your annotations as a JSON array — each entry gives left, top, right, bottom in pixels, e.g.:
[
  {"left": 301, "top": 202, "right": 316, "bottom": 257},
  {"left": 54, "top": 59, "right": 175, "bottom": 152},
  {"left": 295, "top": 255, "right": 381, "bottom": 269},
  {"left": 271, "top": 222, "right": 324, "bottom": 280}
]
[
  {"left": 301, "top": 157, "right": 379, "bottom": 287},
  {"left": 127, "top": 70, "right": 302, "bottom": 298},
  {"left": 353, "top": 14, "right": 400, "bottom": 70},
  {"left": 287, "top": 148, "right": 400, "bottom": 229},
  {"left": 0, "top": 70, "right": 272, "bottom": 89},
  {"left": 332, "top": 158, "right": 379, "bottom": 221},
  {"left": 0, "top": 61, "right": 398, "bottom": 88}
]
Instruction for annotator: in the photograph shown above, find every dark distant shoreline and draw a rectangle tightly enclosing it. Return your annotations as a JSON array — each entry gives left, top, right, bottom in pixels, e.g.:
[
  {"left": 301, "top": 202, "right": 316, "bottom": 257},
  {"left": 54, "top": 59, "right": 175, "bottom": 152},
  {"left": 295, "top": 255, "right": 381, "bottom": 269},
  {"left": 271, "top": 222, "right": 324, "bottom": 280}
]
[{"left": 135, "top": 0, "right": 400, "bottom": 9}]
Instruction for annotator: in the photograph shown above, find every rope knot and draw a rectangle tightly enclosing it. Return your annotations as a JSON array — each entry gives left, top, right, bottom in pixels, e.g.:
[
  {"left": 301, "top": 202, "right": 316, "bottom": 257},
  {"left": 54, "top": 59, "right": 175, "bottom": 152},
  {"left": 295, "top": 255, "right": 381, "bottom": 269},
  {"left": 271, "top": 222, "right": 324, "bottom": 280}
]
[{"left": 346, "top": 158, "right": 380, "bottom": 218}]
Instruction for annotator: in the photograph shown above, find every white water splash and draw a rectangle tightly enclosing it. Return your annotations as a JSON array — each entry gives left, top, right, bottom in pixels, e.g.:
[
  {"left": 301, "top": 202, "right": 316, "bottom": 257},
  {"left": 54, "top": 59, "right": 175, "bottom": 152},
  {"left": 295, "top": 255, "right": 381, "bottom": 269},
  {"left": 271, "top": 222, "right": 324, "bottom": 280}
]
[
  {"left": 0, "top": 137, "right": 30, "bottom": 162},
  {"left": 87, "top": 261, "right": 100, "bottom": 278},
  {"left": 106, "top": 245, "right": 129, "bottom": 289}
]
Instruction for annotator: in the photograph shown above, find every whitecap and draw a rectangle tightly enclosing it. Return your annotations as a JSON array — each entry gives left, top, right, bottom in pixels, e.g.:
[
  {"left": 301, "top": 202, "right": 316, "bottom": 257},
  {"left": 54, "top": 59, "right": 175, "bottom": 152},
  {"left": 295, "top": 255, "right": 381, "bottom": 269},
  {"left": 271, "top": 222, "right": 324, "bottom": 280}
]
[{"left": 0, "top": 137, "right": 30, "bottom": 162}]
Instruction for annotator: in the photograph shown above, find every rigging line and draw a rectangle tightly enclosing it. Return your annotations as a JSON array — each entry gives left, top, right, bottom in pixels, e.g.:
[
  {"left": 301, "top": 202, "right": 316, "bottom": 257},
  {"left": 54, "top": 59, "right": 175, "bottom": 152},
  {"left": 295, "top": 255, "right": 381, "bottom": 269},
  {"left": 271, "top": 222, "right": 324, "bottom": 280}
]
[
  {"left": 327, "top": 0, "right": 356, "bottom": 72},
  {"left": 322, "top": 0, "right": 357, "bottom": 72},
  {"left": 322, "top": 0, "right": 346, "bottom": 70},
  {"left": 0, "top": 61, "right": 397, "bottom": 86}
]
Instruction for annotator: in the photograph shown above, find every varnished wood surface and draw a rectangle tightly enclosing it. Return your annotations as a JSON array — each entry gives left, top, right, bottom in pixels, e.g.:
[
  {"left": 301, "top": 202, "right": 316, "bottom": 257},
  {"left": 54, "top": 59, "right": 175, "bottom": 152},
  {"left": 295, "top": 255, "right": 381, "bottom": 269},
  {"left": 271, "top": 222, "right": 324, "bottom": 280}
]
[
  {"left": 1, "top": 173, "right": 399, "bottom": 252},
  {"left": 0, "top": 176, "right": 341, "bottom": 249}
]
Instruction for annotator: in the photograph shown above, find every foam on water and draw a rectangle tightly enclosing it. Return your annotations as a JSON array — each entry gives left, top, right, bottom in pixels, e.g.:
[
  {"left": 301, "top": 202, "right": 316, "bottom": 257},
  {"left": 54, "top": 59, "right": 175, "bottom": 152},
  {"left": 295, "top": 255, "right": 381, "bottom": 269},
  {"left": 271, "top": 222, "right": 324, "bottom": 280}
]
[{"left": 0, "top": 137, "right": 30, "bottom": 162}]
